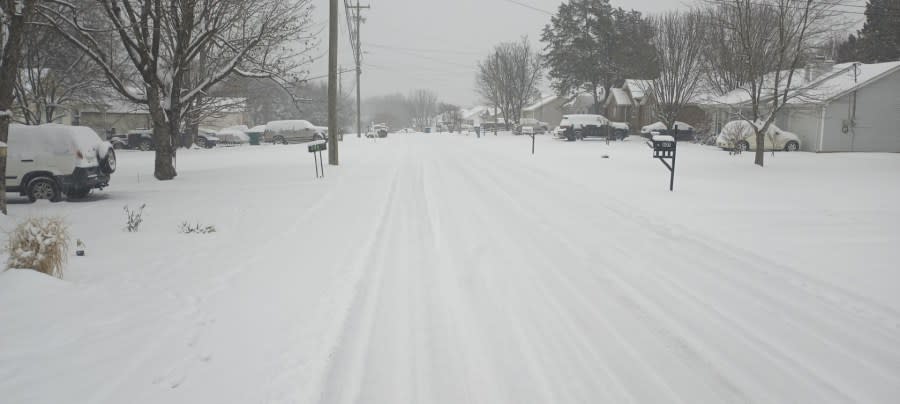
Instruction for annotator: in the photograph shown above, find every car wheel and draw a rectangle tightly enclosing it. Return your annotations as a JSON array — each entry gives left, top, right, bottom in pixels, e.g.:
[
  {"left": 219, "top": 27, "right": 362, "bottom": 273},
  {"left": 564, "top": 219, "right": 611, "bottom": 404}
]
[
  {"left": 139, "top": 139, "right": 152, "bottom": 151},
  {"left": 274, "top": 135, "right": 287, "bottom": 145},
  {"left": 99, "top": 148, "right": 117, "bottom": 174},
  {"left": 27, "top": 177, "right": 62, "bottom": 203},
  {"left": 196, "top": 137, "right": 207, "bottom": 148},
  {"left": 66, "top": 187, "right": 91, "bottom": 200},
  {"left": 737, "top": 140, "right": 750, "bottom": 152},
  {"left": 112, "top": 142, "right": 125, "bottom": 150},
  {"left": 784, "top": 141, "right": 799, "bottom": 152}
]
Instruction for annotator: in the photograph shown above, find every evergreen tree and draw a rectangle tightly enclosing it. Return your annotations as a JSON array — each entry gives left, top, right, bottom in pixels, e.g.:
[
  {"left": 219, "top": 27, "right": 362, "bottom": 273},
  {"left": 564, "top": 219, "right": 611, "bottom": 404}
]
[
  {"left": 857, "top": 0, "right": 900, "bottom": 62},
  {"left": 540, "top": 0, "right": 655, "bottom": 113}
]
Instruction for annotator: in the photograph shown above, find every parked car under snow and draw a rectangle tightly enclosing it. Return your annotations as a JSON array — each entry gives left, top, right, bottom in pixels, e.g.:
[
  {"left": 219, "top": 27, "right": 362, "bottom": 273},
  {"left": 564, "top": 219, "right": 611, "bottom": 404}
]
[
  {"left": 264, "top": 120, "right": 325, "bottom": 144},
  {"left": 7, "top": 124, "right": 116, "bottom": 201},
  {"left": 716, "top": 120, "right": 801, "bottom": 152},
  {"left": 640, "top": 121, "right": 695, "bottom": 140}
]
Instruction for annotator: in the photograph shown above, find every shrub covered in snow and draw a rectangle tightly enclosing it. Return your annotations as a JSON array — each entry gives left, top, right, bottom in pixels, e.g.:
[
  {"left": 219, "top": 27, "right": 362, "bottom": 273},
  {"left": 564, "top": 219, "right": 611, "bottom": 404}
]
[{"left": 6, "top": 217, "right": 70, "bottom": 278}]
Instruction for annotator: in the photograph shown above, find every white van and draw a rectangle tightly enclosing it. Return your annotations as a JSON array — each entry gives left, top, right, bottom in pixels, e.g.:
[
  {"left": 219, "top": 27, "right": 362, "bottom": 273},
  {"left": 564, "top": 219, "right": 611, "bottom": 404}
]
[{"left": 6, "top": 124, "right": 116, "bottom": 202}]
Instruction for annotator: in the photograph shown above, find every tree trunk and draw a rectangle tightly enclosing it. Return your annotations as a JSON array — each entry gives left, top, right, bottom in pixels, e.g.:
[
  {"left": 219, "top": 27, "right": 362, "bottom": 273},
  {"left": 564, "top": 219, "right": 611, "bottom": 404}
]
[
  {"left": 0, "top": 0, "right": 35, "bottom": 214},
  {"left": 146, "top": 94, "right": 177, "bottom": 180},
  {"left": 755, "top": 131, "right": 765, "bottom": 167}
]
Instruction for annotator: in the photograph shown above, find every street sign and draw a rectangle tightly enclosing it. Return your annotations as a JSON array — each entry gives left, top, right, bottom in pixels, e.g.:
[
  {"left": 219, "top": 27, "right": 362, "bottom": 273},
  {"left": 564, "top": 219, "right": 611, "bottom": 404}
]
[
  {"left": 308, "top": 140, "right": 326, "bottom": 178},
  {"left": 308, "top": 140, "right": 327, "bottom": 153}
]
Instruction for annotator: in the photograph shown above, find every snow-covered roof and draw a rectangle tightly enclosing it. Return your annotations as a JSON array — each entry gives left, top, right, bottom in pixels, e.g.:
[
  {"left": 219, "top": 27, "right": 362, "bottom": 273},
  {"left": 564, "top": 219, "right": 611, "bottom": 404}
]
[
  {"left": 607, "top": 88, "right": 633, "bottom": 106},
  {"left": 563, "top": 92, "right": 598, "bottom": 109},
  {"left": 523, "top": 95, "right": 560, "bottom": 112},
  {"left": 461, "top": 106, "right": 489, "bottom": 119},
  {"left": 789, "top": 61, "right": 900, "bottom": 104},
  {"left": 706, "top": 61, "right": 900, "bottom": 107}
]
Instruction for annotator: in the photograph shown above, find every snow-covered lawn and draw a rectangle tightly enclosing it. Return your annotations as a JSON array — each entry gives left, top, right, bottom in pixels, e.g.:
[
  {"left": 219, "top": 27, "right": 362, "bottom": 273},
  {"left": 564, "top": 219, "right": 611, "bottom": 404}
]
[{"left": 1, "top": 134, "right": 898, "bottom": 403}]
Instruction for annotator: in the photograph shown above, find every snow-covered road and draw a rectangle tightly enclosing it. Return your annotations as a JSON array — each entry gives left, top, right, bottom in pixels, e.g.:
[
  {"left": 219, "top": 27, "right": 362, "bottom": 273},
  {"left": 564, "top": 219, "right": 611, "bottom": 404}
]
[{"left": 2, "top": 134, "right": 899, "bottom": 403}]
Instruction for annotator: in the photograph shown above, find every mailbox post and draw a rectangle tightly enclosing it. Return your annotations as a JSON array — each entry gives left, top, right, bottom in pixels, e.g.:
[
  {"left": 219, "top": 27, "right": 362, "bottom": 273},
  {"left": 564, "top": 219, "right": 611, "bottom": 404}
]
[
  {"left": 308, "top": 140, "right": 327, "bottom": 178},
  {"left": 650, "top": 133, "right": 677, "bottom": 191}
]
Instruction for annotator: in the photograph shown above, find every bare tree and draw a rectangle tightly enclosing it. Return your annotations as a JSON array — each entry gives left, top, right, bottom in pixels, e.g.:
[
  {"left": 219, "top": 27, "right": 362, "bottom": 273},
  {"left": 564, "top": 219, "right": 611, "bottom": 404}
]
[
  {"left": 710, "top": 0, "right": 840, "bottom": 166},
  {"left": 646, "top": 10, "right": 706, "bottom": 133},
  {"left": 38, "top": 0, "right": 315, "bottom": 179},
  {"left": 13, "top": 22, "right": 108, "bottom": 124},
  {"left": 1, "top": 0, "right": 37, "bottom": 214},
  {"left": 476, "top": 37, "right": 542, "bottom": 131},
  {"left": 406, "top": 89, "right": 437, "bottom": 129}
]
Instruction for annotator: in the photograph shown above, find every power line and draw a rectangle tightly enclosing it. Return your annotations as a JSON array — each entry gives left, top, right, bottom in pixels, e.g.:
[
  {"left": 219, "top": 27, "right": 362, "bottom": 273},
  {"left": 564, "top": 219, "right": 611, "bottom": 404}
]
[
  {"left": 367, "top": 42, "right": 485, "bottom": 56},
  {"left": 365, "top": 45, "right": 477, "bottom": 69},
  {"left": 498, "top": 0, "right": 554, "bottom": 15},
  {"left": 708, "top": 0, "right": 900, "bottom": 17}
]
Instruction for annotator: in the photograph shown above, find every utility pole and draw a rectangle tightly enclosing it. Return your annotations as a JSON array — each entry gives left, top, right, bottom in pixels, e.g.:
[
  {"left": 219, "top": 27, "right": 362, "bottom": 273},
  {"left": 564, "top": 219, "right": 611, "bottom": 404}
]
[
  {"left": 328, "top": 0, "right": 339, "bottom": 165},
  {"left": 346, "top": 0, "right": 369, "bottom": 138}
]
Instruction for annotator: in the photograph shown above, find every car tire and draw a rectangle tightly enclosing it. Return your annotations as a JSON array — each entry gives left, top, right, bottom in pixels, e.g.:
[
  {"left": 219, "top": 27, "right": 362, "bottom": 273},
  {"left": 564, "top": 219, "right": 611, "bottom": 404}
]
[
  {"left": 274, "top": 135, "right": 287, "bottom": 145},
  {"left": 112, "top": 142, "right": 126, "bottom": 150},
  {"left": 66, "top": 187, "right": 91, "bottom": 200},
  {"left": 27, "top": 177, "right": 62, "bottom": 203},
  {"left": 737, "top": 140, "right": 750, "bottom": 152},
  {"left": 139, "top": 139, "right": 152, "bottom": 151},
  {"left": 196, "top": 137, "right": 207, "bottom": 148},
  {"left": 99, "top": 148, "right": 117, "bottom": 174},
  {"left": 784, "top": 141, "right": 799, "bottom": 152}
]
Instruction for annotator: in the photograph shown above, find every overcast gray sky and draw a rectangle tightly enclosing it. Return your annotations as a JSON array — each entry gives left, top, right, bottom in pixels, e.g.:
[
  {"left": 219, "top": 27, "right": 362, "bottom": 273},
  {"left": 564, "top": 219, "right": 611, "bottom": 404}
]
[{"left": 310, "top": 0, "right": 865, "bottom": 107}]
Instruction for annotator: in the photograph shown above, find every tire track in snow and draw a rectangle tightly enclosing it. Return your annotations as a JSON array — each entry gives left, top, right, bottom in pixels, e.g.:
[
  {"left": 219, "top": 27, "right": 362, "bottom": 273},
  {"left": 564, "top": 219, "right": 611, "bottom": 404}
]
[
  {"left": 460, "top": 138, "right": 899, "bottom": 402},
  {"left": 447, "top": 145, "right": 736, "bottom": 403}
]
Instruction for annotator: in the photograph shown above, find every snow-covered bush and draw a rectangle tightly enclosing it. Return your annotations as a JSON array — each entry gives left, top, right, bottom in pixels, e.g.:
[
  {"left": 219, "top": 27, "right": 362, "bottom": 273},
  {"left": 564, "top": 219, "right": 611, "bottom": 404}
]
[
  {"left": 124, "top": 204, "right": 147, "bottom": 232},
  {"left": 179, "top": 222, "right": 216, "bottom": 234},
  {"left": 6, "top": 217, "right": 70, "bottom": 278}
]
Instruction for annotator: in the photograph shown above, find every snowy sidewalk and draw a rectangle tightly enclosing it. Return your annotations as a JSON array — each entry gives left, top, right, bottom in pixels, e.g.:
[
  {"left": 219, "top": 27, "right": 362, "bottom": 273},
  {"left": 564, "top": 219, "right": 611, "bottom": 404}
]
[{"left": 1, "top": 134, "right": 899, "bottom": 403}]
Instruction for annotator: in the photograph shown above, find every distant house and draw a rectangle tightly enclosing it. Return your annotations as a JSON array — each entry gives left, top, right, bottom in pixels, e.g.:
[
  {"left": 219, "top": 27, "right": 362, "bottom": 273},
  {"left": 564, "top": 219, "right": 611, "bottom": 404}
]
[
  {"left": 604, "top": 88, "right": 634, "bottom": 123},
  {"left": 461, "top": 106, "right": 490, "bottom": 128},
  {"left": 624, "top": 79, "right": 655, "bottom": 129},
  {"left": 522, "top": 95, "right": 565, "bottom": 126},
  {"left": 703, "top": 61, "right": 900, "bottom": 152},
  {"left": 563, "top": 92, "right": 600, "bottom": 115},
  {"left": 75, "top": 98, "right": 151, "bottom": 138}
]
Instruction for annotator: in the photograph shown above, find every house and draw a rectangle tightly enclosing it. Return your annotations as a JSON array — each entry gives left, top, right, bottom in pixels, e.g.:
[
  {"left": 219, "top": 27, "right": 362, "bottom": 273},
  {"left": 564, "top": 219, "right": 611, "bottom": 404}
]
[
  {"left": 604, "top": 88, "right": 634, "bottom": 123},
  {"left": 781, "top": 61, "right": 900, "bottom": 152},
  {"left": 563, "top": 92, "right": 600, "bottom": 115},
  {"left": 522, "top": 95, "right": 565, "bottom": 126},
  {"left": 624, "top": 79, "right": 655, "bottom": 129},
  {"left": 461, "top": 106, "right": 489, "bottom": 128},
  {"left": 703, "top": 61, "right": 900, "bottom": 152},
  {"left": 74, "top": 97, "right": 151, "bottom": 138}
]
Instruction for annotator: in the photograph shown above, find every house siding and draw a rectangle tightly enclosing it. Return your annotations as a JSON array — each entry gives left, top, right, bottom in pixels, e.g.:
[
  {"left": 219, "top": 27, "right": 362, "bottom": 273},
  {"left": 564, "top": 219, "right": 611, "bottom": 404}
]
[{"left": 821, "top": 68, "right": 900, "bottom": 152}]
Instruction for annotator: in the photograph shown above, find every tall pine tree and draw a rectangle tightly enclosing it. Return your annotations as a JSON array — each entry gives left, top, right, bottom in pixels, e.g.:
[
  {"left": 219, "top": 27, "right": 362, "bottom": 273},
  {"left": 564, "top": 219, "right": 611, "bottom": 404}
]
[
  {"left": 848, "top": 0, "right": 900, "bottom": 63},
  {"left": 541, "top": 0, "right": 655, "bottom": 113}
]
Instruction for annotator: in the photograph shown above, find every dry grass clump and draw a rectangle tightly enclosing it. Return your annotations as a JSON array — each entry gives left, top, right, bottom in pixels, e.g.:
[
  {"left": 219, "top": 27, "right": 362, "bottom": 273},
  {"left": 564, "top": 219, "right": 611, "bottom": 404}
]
[
  {"left": 178, "top": 222, "right": 217, "bottom": 234},
  {"left": 6, "top": 217, "right": 70, "bottom": 278}
]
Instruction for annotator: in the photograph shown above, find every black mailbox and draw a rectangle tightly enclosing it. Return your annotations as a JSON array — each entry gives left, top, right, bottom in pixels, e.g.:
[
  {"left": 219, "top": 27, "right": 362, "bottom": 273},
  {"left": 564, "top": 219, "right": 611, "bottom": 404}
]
[
  {"left": 652, "top": 136, "right": 676, "bottom": 158},
  {"left": 650, "top": 135, "right": 677, "bottom": 191}
]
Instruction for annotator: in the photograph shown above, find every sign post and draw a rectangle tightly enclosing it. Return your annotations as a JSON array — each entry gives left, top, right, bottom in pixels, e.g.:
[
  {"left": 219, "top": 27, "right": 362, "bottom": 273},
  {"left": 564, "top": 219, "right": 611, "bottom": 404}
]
[
  {"left": 649, "top": 132, "right": 677, "bottom": 191},
  {"left": 308, "top": 140, "right": 327, "bottom": 178}
]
